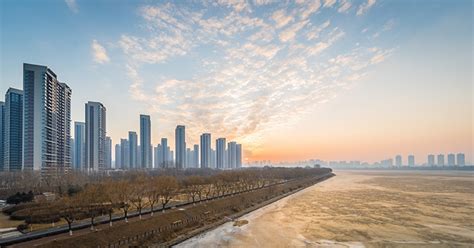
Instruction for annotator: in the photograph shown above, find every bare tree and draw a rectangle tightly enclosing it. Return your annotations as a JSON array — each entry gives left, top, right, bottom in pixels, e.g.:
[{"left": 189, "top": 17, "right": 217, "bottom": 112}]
[
  {"left": 156, "top": 176, "right": 178, "bottom": 212},
  {"left": 146, "top": 178, "right": 160, "bottom": 216},
  {"left": 130, "top": 175, "right": 148, "bottom": 219},
  {"left": 57, "top": 196, "right": 80, "bottom": 235}
]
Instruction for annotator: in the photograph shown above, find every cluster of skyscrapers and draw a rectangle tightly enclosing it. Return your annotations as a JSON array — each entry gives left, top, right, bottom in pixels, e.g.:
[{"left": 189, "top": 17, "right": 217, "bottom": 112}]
[
  {"left": 0, "top": 63, "right": 243, "bottom": 174},
  {"left": 114, "top": 123, "right": 243, "bottom": 170},
  {"left": 391, "top": 153, "right": 466, "bottom": 167},
  {"left": 0, "top": 64, "right": 73, "bottom": 175},
  {"left": 310, "top": 153, "right": 467, "bottom": 169}
]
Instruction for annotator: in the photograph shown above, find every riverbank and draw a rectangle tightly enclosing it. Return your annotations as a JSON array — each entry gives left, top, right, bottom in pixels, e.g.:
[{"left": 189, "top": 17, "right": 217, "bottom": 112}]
[
  {"left": 31, "top": 170, "right": 333, "bottom": 247},
  {"left": 176, "top": 170, "right": 474, "bottom": 247},
  {"left": 164, "top": 173, "right": 335, "bottom": 247}
]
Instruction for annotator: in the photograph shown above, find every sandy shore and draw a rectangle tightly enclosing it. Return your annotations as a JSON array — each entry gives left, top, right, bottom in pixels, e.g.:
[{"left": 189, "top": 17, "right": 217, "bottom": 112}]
[{"left": 175, "top": 170, "right": 474, "bottom": 248}]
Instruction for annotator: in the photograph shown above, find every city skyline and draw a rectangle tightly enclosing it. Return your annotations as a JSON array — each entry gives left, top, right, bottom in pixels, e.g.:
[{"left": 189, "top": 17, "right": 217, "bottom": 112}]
[{"left": 1, "top": 0, "right": 472, "bottom": 163}]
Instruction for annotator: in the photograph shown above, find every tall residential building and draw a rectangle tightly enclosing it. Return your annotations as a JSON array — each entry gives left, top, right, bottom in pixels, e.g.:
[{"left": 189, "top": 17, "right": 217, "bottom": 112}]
[
  {"left": 140, "top": 115, "right": 152, "bottom": 168},
  {"left": 0, "top": 102, "right": 4, "bottom": 171},
  {"left": 154, "top": 144, "right": 162, "bottom": 168},
  {"left": 120, "top": 139, "right": 129, "bottom": 169},
  {"left": 170, "top": 150, "right": 174, "bottom": 166},
  {"left": 447, "top": 154, "right": 455, "bottom": 166},
  {"left": 23, "top": 63, "right": 72, "bottom": 175},
  {"left": 193, "top": 144, "right": 199, "bottom": 168},
  {"left": 236, "top": 144, "right": 242, "bottom": 168},
  {"left": 186, "top": 148, "right": 193, "bottom": 168},
  {"left": 85, "top": 101, "right": 106, "bottom": 171},
  {"left": 70, "top": 138, "right": 74, "bottom": 170},
  {"left": 216, "top": 138, "right": 226, "bottom": 169},
  {"left": 137, "top": 145, "right": 141, "bottom": 167},
  {"left": 74, "top": 122, "right": 85, "bottom": 170},
  {"left": 160, "top": 138, "right": 169, "bottom": 168},
  {"left": 200, "top": 133, "right": 211, "bottom": 168},
  {"left": 114, "top": 144, "right": 121, "bottom": 169},
  {"left": 105, "top": 136, "right": 112, "bottom": 169},
  {"left": 128, "top": 131, "right": 137, "bottom": 169},
  {"left": 456, "top": 153, "right": 465, "bottom": 166},
  {"left": 408, "top": 155, "right": 415, "bottom": 167},
  {"left": 395, "top": 155, "right": 402, "bottom": 167},
  {"left": 427, "top": 154, "right": 435, "bottom": 166},
  {"left": 211, "top": 149, "right": 216, "bottom": 168},
  {"left": 175, "top": 125, "right": 186, "bottom": 169},
  {"left": 3, "top": 88, "right": 23, "bottom": 171},
  {"left": 227, "top": 141, "right": 237, "bottom": 169},
  {"left": 437, "top": 154, "right": 445, "bottom": 166}
]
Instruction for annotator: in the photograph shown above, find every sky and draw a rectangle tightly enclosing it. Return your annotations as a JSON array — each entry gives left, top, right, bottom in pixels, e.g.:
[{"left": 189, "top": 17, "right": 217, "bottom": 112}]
[{"left": 0, "top": 0, "right": 472, "bottom": 164}]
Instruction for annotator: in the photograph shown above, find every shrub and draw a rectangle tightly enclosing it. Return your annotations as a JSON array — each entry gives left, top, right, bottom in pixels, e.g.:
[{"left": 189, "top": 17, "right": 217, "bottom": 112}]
[{"left": 6, "top": 191, "right": 34, "bottom": 204}]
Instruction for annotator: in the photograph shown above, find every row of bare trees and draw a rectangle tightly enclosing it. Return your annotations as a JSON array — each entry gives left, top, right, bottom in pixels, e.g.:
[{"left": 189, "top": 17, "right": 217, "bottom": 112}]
[{"left": 6, "top": 168, "right": 331, "bottom": 235}]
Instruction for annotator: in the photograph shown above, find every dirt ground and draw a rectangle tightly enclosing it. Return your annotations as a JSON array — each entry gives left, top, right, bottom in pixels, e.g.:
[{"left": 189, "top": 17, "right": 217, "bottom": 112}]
[{"left": 176, "top": 170, "right": 474, "bottom": 248}]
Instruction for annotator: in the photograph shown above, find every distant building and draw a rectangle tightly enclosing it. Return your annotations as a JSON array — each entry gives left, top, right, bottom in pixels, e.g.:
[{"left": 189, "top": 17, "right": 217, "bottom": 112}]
[
  {"left": 437, "top": 154, "right": 445, "bottom": 167},
  {"left": 74, "top": 122, "right": 85, "bottom": 170},
  {"left": 395, "top": 155, "right": 402, "bottom": 167},
  {"left": 105, "top": 136, "right": 112, "bottom": 169},
  {"left": 3, "top": 88, "right": 23, "bottom": 171},
  {"left": 236, "top": 144, "right": 242, "bottom": 168},
  {"left": 200, "top": 133, "right": 211, "bottom": 168},
  {"left": 447, "top": 154, "right": 455, "bottom": 166},
  {"left": 70, "top": 138, "right": 74, "bottom": 169},
  {"left": 121, "top": 139, "right": 130, "bottom": 169},
  {"left": 85, "top": 101, "right": 107, "bottom": 171},
  {"left": 211, "top": 149, "right": 216, "bottom": 168},
  {"left": 114, "top": 144, "right": 121, "bottom": 169},
  {"left": 139, "top": 115, "right": 152, "bottom": 168},
  {"left": 128, "top": 131, "right": 137, "bottom": 169},
  {"left": 408, "top": 155, "right": 415, "bottom": 167},
  {"left": 456, "top": 153, "right": 465, "bottom": 166},
  {"left": 175, "top": 125, "right": 186, "bottom": 169},
  {"left": 227, "top": 141, "right": 237, "bottom": 169},
  {"left": 23, "top": 63, "right": 72, "bottom": 175},
  {"left": 154, "top": 144, "right": 162, "bottom": 168},
  {"left": 0, "top": 101, "right": 4, "bottom": 171},
  {"left": 186, "top": 148, "right": 193, "bottom": 168},
  {"left": 161, "top": 138, "right": 169, "bottom": 168},
  {"left": 216, "top": 138, "right": 226, "bottom": 169},
  {"left": 193, "top": 144, "right": 199, "bottom": 168},
  {"left": 427, "top": 154, "right": 435, "bottom": 166}
]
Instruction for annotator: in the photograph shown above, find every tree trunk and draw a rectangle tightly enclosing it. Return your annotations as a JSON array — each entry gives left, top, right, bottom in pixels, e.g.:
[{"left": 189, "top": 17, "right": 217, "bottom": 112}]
[
  {"left": 68, "top": 221, "right": 73, "bottom": 235},
  {"left": 150, "top": 204, "right": 154, "bottom": 216},
  {"left": 90, "top": 216, "right": 95, "bottom": 231}
]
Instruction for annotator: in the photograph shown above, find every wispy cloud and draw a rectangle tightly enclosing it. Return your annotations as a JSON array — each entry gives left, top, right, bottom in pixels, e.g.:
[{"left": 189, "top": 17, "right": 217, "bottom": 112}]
[
  {"left": 91, "top": 40, "right": 110, "bottom": 64},
  {"left": 114, "top": 1, "right": 394, "bottom": 149},
  {"left": 65, "top": 0, "right": 78, "bottom": 13},
  {"left": 338, "top": 0, "right": 352, "bottom": 13},
  {"left": 357, "top": 0, "right": 376, "bottom": 16}
]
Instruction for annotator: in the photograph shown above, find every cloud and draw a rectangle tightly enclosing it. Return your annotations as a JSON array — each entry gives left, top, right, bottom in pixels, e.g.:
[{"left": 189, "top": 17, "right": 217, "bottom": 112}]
[
  {"left": 91, "top": 40, "right": 110, "bottom": 64},
  {"left": 323, "top": 0, "right": 337, "bottom": 7},
  {"left": 253, "top": 0, "right": 274, "bottom": 5},
  {"left": 65, "top": 0, "right": 78, "bottom": 13},
  {"left": 306, "top": 20, "right": 330, "bottom": 40},
  {"left": 279, "top": 20, "right": 309, "bottom": 42},
  {"left": 338, "top": 0, "right": 351, "bottom": 13},
  {"left": 383, "top": 19, "right": 396, "bottom": 31},
  {"left": 357, "top": 0, "right": 376, "bottom": 16},
  {"left": 272, "top": 10, "right": 294, "bottom": 28},
  {"left": 114, "top": 2, "right": 394, "bottom": 150}
]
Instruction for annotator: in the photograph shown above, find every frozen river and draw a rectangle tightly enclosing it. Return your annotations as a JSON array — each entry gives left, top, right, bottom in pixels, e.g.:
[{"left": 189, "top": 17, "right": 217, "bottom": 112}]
[{"left": 175, "top": 170, "right": 474, "bottom": 247}]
